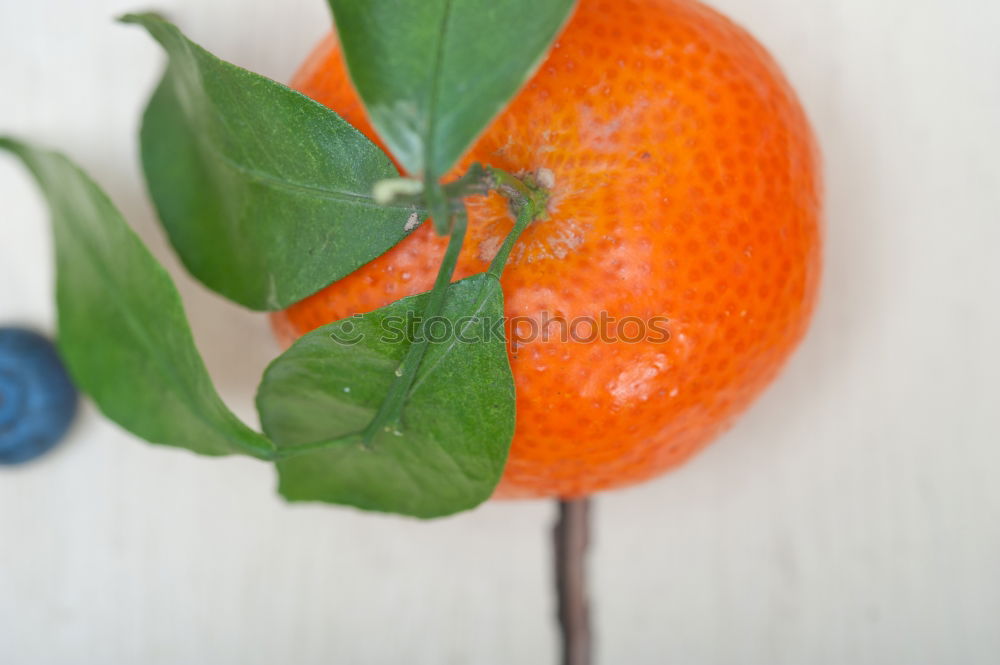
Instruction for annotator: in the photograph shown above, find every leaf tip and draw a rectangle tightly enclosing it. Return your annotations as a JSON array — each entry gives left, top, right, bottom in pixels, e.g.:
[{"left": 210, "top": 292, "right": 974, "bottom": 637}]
[
  {"left": 116, "top": 12, "right": 141, "bottom": 25},
  {"left": 117, "top": 11, "right": 169, "bottom": 30},
  {"left": 0, "top": 136, "right": 32, "bottom": 164}
]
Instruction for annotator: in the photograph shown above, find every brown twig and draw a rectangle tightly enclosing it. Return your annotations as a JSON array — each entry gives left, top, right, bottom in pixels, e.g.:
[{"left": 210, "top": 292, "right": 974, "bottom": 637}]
[{"left": 553, "top": 498, "right": 592, "bottom": 665}]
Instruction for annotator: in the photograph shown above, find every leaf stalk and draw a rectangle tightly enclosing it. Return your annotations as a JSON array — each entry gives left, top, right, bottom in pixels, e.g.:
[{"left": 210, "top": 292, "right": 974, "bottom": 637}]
[{"left": 361, "top": 207, "right": 469, "bottom": 445}]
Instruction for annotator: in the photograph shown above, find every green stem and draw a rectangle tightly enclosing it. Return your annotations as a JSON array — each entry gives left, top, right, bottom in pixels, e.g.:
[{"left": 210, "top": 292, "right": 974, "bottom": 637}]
[
  {"left": 425, "top": 180, "right": 453, "bottom": 235},
  {"left": 488, "top": 200, "right": 535, "bottom": 278},
  {"left": 487, "top": 166, "right": 537, "bottom": 204},
  {"left": 271, "top": 431, "right": 364, "bottom": 461},
  {"left": 361, "top": 207, "right": 468, "bottom": 446},
  {"left": 375, "top": 164, "right": 547, "bottom": 221},
  {"left": 352, "top": 164, "right": 547, "bottom": 450}
]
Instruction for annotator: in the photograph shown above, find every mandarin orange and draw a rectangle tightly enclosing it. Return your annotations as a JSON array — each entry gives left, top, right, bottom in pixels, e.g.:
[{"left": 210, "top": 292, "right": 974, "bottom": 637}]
[{"left": 271, "top": 0, "right": 822, "bottom": 498}]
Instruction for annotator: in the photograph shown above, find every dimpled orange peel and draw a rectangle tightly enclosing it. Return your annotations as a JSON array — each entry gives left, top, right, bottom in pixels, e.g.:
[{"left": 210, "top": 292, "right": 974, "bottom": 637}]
[{"left": 271, "top": 0, "right": 822, "bottom": 498}]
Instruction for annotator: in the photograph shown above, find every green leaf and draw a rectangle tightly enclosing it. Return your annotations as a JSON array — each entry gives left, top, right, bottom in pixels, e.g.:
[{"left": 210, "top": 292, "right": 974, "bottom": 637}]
[
  {"left": 122, "top": 12, "right": 424, "bottom": 311},
  {"left": 327, "top": 0, "right": 576, "bottom": 181},
  {"left": 257, "top": 274, "right": 514, "bottom": 518},
  {"left": 0, "top": 137, "right": 273, "bottom": 458}
]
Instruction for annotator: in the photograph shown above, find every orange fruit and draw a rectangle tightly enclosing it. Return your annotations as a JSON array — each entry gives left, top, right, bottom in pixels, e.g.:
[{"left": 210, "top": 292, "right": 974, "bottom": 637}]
[{"left": 271, "top": 0, "right": 822, "bottom": 498}]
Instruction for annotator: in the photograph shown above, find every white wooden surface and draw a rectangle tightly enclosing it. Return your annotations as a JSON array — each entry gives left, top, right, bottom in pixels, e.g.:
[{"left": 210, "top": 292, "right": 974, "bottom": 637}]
[{"left": 2, "top": 0, "right": 999, "bottom": 663}]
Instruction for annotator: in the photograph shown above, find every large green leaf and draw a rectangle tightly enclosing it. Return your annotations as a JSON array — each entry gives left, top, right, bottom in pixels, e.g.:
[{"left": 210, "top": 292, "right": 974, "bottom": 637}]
[
  {"left": 257, "top": 274, "right": 514, "bottom": 518},
  {"left": 122, "top": 13, "right": 424, "bottom": 311},
  {"left": 327, "top": 0, "right": 576, "bottom": 181},
  {"left": 0, "top": 137, "right": 273, "bottom": 458}
]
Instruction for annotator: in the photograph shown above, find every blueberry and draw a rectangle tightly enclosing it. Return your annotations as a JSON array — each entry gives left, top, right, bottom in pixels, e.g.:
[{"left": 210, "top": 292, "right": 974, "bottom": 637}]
[{"left": 0, "top": 327, "right": 78, "bottom": 465}]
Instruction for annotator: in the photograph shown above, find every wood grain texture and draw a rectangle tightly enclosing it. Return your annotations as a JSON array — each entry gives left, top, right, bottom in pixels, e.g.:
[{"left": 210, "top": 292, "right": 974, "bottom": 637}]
[{"left": 2, "top": 0, "right": 999, "bottom": 663}]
